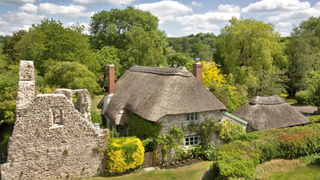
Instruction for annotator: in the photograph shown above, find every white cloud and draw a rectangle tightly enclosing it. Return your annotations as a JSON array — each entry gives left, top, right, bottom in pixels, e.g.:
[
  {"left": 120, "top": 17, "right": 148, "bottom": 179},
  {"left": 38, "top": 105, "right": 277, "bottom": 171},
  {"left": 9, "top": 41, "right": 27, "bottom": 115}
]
[
  {"left": 0, "top": 0, "right": 34, "bottom": 5},
  {"left": 179, "top": 24, "right": 219, "bottom": 35},
  {"left": 242, "top": 0, "right": 310, "bottom": 14},
  {"left": 38, "top": 3, "right": 94, "bottom": 17},
  {"left": 176, "top": 12, "right": 240, "bottom": 25},
  {"left": 0, "top": 18, "right": 8, "bottom": 25},
  {"left": 0, "top": 24, "right": 31, "bottom": 36},
  {"left": 276, "top": 22, "right": 292, "bottom": 27},
  {"left": 135, "top": 1, "right": 193, "bottom": 24},
  {"left": 268, "top": 2, "right": 320, "bottom": 22},
  {"left": 19, "top": 3, "right": 38, "bottom": 14},
  {"left": 218, "top": 4, "right": 240, "bottom": 13},
  {"left": 3, "top": 11, "right": 45, "bottom": 24},
  {"left": 175, "top": 11, "right": 240, "bottom": 35},
  {"left": 72, "top": 0, "right": 136, "bottom": 6},
  {"left": 191, "top": 1, "right": 202, "bottom": 7}
]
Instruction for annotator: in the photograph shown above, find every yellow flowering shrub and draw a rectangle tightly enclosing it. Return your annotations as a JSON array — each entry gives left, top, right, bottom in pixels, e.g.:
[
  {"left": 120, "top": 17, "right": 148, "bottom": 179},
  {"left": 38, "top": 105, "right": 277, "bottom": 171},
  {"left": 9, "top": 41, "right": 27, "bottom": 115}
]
[
  {"left": 105, "top": 137, "right": 145, "bottom": 173},
  {"left": 201, "top": 61, "right": 226, "bottom": 88}
]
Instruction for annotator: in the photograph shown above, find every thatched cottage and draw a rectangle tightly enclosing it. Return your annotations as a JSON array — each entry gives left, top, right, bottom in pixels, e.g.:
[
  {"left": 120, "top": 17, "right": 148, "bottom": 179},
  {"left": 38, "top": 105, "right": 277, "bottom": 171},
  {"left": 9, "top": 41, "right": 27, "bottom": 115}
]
[
  {"left": 99, "top": 63, "right": 247, "bottom": 146},
  {"left": 232, "top": 95, "right": 310, "bottom": 132}
]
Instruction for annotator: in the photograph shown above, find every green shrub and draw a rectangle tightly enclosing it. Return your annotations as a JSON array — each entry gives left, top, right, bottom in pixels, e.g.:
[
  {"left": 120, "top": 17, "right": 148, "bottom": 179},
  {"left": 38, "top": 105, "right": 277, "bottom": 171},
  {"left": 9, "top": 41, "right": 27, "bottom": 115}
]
[
  {"left": 128, "top": 113, "right": 161, "bottom": 140},
  {"left": 105, "top": 137, "right": 145, "bottom": 173},
  {"left": 309, "top": 115, "right": 320, "bottom": 124},
  {"left": 295, "top": 90, "right": 313, "bottom": 104},
  {"left": 204, "top": 141, "right": 217, "bottom": 161},
  {"left": 219, "top": 120, "right": 245, "bottom": 143},
  {"left": 217, "top": 140, "right": 260, "bottom": 179},
  {"left": 234, "top": 133, "right": 260, "bottom": 141},
  {"left": 216, "top": 123, "right": 320, "bottom": 179}
]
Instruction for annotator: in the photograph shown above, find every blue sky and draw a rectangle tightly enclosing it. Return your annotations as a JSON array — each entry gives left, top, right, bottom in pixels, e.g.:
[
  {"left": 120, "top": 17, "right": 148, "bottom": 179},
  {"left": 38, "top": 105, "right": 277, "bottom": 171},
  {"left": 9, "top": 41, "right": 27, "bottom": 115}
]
[{"left": 0, "top": 0, "right": 320, "bottom": 37}]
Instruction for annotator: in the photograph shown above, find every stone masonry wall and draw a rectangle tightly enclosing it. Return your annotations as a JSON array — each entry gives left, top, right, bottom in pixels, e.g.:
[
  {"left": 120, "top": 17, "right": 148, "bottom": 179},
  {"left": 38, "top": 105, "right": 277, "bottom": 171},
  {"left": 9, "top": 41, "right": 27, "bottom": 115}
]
[
  {"left": 158, "top": 110, "right": 224, "bottom": 146},
  {"left": 1, "top": 61, "right": 108, "bottom": 180}
]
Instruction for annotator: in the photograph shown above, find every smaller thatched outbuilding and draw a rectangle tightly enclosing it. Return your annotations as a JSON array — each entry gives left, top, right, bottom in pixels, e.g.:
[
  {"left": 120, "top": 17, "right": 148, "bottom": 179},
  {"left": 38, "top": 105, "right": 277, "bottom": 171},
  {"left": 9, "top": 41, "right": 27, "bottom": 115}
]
[{"left": 232, "top": 95, "right": 310, "bottom": 131}]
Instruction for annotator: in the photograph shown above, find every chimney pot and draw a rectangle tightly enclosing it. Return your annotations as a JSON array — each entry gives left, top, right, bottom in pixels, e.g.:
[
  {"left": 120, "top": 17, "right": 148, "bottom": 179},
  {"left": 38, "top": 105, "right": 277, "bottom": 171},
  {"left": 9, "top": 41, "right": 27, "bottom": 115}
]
[
  {"left": 193, "top": 62, "right": 202, "bottom": 83},
  {"left": 108, "top": 64, "right": 115, "bottom": 94}
]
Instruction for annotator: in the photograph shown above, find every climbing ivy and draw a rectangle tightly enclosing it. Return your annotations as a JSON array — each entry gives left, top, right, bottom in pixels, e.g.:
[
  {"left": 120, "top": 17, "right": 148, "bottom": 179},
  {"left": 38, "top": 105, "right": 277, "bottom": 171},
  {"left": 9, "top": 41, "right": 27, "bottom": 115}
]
[
  {"left": 155, "top": 126, "right": 185, "bottom": 162},
  {"left": 128, "top": 113, "right": 162, "bottom": 140},
  {"left": 187, "top": 120, "right": 221, "bottom": 149}
]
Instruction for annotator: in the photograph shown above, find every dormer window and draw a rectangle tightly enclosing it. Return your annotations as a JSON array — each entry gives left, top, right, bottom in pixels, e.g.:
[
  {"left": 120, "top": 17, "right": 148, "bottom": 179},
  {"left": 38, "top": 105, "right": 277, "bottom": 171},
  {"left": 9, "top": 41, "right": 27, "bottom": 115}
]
[{"left": 186, "top": 113, "right": 198, "bottom": 122}]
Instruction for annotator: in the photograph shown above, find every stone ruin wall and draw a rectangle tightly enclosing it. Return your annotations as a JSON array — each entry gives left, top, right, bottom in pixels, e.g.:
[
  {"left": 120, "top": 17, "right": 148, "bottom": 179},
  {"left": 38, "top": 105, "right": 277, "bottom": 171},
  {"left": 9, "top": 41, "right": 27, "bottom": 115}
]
[{"left": 1, "top": 61, "right": 109, "bottom": 180}]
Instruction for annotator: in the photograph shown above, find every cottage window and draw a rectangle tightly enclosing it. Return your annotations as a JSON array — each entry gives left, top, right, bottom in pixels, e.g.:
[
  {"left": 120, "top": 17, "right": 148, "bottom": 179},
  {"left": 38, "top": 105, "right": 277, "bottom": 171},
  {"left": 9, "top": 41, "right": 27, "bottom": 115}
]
[
  {"left": 186, "top": 113, "right": 198, "bottom": 122},
  {"left": 185, "top": 136, "right": 199, "bottom": 146}
]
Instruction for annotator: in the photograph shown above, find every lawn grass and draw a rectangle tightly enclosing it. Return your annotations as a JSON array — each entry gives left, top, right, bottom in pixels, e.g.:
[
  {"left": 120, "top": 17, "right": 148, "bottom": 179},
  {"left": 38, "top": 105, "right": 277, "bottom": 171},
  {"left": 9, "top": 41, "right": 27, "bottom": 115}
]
[
  {"left": 255, "top": 155, "right": 320, "bottom": 180},
  {"left": 85, "top": 161, "right": 212, "bottom": 180},
  {"left": 268, "top": 163, "right": 320, "bottom": 180},
  {"left": 91, "top": 93, "right": 106, "bottom": 114}
]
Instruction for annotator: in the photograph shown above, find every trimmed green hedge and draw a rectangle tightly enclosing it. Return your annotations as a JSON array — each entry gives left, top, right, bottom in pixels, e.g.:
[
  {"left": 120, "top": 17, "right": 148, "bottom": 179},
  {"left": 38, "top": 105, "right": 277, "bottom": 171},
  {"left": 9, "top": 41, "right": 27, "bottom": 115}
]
[{"left": 216, "top": 123, "right": 320, "bottom": 179}]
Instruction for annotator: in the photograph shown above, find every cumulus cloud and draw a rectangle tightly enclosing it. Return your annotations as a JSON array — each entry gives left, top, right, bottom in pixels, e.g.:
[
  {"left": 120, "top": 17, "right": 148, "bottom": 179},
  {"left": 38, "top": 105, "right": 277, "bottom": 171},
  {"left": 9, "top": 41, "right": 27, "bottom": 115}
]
[
  {"left": 38, "top": 3, "right": 94, "bottom": 17},
  {"left": 0, "top": 18, "right": 8, "bottom": 25},
  {"left": 0, "top": 0, "right": 34, "bottom": 5},
  {"left": 176, "top": 12, "right": 240, "bottom": 25},
  {"left": 242, "top": 0, "right": 310, "bottom": 14},
  {"left": 0, "top": 24, "right": 31, "bottom": 36},
  {"left": 176, "top": 11, "right": 239, "bottom": 35},
  {"left": 218, "top": 4, "right": 240, "bottom": 13},
  {"left": 72, "top": 0, "right": 136, "bottom": 6},
  {"left": 180, "top": 24, "right": 219, "bottom": 35},
  {"left": 19, "top": 3, "right": 38, "bottom": 14},
  {"left": 268, "top": 2, "right": 320, "bottom": 22},
  {"left": 276, "top": 22, "right": 292, "bottom": 27},
  {"left": 3, "top": 11, "right": 45, "bottom": 24},
  {"left": 135, "top": 1, "right": 193, "bottom": 24},
  {"left": 191, "top": 1, "right": 202, "bottom": 7}
]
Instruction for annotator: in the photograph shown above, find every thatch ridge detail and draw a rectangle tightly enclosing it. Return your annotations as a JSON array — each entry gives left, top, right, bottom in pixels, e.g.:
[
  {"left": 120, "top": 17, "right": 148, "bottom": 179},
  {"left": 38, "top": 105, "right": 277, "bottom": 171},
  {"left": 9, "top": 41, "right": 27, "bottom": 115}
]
[
  {"left": 129, "top": 65, "right": 192, "bottom": 77},
  {"left": 249, "top": 95, "right": 286, "bottom": 105}
]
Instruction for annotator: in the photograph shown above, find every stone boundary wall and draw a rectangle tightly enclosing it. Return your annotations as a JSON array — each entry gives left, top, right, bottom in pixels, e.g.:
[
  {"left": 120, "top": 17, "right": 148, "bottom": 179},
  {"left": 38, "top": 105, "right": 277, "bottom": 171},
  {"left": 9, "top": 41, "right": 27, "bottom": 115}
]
[{"left": 1, "top": 61, "right": 108, "bottom": 180}]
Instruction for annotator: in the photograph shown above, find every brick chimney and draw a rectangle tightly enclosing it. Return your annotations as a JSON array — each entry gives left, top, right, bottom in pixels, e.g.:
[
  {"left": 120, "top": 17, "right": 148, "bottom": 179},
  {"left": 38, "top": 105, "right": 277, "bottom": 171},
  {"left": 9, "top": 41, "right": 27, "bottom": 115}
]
[
  {"left": 193, "top": 62, "right": 202, "bottom": 83},
  {"left": 108, "top": 63, "right": 115, "bottom": 94}
]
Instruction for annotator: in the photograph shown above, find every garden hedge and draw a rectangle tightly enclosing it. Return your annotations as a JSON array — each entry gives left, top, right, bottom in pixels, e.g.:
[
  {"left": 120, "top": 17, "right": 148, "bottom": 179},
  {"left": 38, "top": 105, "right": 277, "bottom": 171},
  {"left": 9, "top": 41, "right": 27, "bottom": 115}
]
[{"left": 216, "top": 123, "right": 320, "bottom": 179}]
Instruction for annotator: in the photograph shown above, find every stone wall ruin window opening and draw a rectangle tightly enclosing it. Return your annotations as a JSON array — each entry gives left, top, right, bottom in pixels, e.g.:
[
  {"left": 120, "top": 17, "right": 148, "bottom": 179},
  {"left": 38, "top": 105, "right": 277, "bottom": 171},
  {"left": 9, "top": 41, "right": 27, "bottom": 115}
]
[{"left": 51, "top": 107, "right": 64, "bottom": 126}]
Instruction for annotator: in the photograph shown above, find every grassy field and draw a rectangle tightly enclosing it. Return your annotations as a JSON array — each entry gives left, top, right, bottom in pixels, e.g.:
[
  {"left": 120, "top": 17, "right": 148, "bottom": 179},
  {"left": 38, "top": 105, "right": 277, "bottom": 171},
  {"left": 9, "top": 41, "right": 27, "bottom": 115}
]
[
  {"left": 85, "top": 161, "right": 212, "bottom": 180},
  {"left": 91, "top": 93, "right": 106, "bottom": 114},
  {"left": 268, "top": 164, "right": 320, "bottom": 180},
  {"left": 255, "top": 155, "right": 320, "bottom": 180}
]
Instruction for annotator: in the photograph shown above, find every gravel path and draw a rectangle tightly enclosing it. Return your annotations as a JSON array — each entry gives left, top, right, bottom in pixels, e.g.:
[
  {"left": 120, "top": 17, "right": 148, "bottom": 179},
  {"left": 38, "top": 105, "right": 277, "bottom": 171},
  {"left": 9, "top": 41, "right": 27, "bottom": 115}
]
[{"left": 291, "top": 105, "right": 318, "bottom": 116}]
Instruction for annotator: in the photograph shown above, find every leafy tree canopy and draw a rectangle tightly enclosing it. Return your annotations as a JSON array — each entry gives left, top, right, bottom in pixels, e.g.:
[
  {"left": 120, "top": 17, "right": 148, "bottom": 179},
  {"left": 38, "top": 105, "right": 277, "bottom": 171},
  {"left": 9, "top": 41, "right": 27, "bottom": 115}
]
[
  {"left": 17, "top": 18, "right": 94, "bottom": 75},
  {"left": 2, "top": 30, "right": 26, "bottom": 63},
  {"left": 90, "top": 6, "right": 159, "bottom": 50},
  {"left": 45, "top": 61, "right": 101, "bottom": 95}
]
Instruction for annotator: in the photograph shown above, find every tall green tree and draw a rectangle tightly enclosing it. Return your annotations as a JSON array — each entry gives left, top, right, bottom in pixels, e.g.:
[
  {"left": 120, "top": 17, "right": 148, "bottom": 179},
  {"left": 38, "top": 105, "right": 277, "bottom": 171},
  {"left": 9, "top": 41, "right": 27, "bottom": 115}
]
[
  {"left": 2, "top": 30, "right": 26, "bottom": 63},
  {"left": 89, "top": 6, "right": 159, "bottom": 50},
  {"left": 45, "top": 62, "right": 101, "bottom": 94},
  {"left": 215, "top": 17, "right": 287, "bottom": 96},
  {"left": 93, "top": 46, "right": 122, "bottom": 90},
  {"left": 90, "top": 7, "right": 169, "bottom": 72},
  {"left": 125, "top": 27, "right": 168, "bottom": 68},
  {"left": 286, "top": 17, "right": 320, "bottom": 97},
  {"left": 16, "top": 19, "right": 94, "bottom": 75}
]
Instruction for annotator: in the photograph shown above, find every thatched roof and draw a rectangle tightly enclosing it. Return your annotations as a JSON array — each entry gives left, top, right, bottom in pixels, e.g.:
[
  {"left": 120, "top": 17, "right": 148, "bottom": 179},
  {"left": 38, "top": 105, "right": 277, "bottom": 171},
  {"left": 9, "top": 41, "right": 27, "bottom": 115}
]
[
  {"left": 104, "top": 65, "right": 227, "bottom": 125},
  {"left": 232, "top": 95, "right": 310, "bottom": 131}
]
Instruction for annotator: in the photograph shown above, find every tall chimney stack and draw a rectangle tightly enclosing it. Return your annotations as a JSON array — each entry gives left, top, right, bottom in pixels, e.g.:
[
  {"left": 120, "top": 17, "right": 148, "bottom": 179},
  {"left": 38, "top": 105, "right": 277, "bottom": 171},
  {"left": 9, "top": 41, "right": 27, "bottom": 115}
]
[
  {"left": 108, "top": 63, "right": 115, "bottom": 94},
  {"left": 193, "top": 61, "right": 202, "bottom": 83}
]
